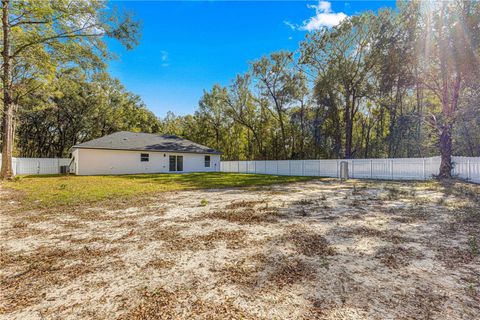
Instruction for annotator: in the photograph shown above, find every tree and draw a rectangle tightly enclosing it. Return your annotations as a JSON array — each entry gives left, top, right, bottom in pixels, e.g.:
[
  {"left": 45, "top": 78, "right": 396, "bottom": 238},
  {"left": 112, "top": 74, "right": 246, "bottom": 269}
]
[
  {"left": 223, "top": 74, "right": 266, "bottom": 159},
  {"left": 301, "top": 14, "right": 377, "bottom": 159},
  {"left": 1, "top": 0, "right": 140, "bottom": 179},
  {"left": 15, "top": 68, "right": 159, "bottom": 157},
  {"left": 420, "top": 1, "right": 480, "bottom": 177},
  {"left": 252, "top": 52, "right": 296, "bottom": 159}
]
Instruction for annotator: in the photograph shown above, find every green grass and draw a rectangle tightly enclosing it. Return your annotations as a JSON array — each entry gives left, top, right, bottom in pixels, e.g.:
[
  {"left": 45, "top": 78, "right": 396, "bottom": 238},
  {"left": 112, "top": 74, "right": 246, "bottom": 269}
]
[{"left": 3, "top": 172, "right": 315, "bottom": 208}]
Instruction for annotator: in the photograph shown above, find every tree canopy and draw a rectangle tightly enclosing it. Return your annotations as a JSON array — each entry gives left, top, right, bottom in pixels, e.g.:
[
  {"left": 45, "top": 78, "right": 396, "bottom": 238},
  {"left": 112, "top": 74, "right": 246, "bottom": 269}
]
[{"left": 2, "top": 0, "right": 479, "bottom": 179}]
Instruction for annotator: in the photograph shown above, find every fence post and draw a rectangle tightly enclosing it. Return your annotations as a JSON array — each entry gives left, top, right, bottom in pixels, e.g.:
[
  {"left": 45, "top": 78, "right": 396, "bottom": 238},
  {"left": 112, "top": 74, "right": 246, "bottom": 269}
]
[
  {"left": 467, "top": 159, "right": 470, "bottom": 181},
  {"left": 237, "top": 161, "right": 240, "bottom": 173},
  {"left": 318, "top": 159, "right": 321, "bottom": 177},
  {"left": 370, "top": 159, "right": 373, "bottom": 179},
  {"left": 289, "top": 160, "right": 291, "bottom": 176},
  {"left": 336, "top": 160, "right": 339, "bottom": 178},
  {"left": 351, "top": 160, "right": 355, "bottom": 179},
  {"left": 302, "top": 160, "right": 305, "bottom": 176},
  {"left": 37, "top": 160, "right": 40, "bottom": 174},
  {"left": 254, "top": 161, "right": 257, "bottom": 174},
  {"left": 423, "top": 158, "right": 426, "bottom": 180},
  {"left": 390, "top": 160, "right": 394, "bottom": 180}
]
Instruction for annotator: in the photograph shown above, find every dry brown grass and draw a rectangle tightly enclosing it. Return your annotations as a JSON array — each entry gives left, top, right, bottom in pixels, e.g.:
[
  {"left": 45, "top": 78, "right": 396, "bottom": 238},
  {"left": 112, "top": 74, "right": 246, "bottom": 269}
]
[
  {"left": 148, "top": 225, "right": 248, "bottom": 252},
  {"left": 282, "top": 229, "right": 336, "bottom": 257},
  {"left": 217, "top": 253, "right": 316, "bottom": 290},
  {"left": 2, "top": 179, "right": 480, "bottom": 319},
  {"left": 225, "top": 199, "right": 266, "bottom": 209},
  {"left": 2, "top": 226, "right": 45, "bottom": 240},
  {"left": 167, "top": 229, "right": 248, "bottom": 251},
  {"left": 435, "top": 244, "right": 479, "bottom": 268},
  {"left": 1, "top": 245, "right": 120, "bottom": 313},
  {"left": 216, "top": 253, "right": 268, "bottom": 287},
  {"left": 267, "top": 257, "right": 316, "bottom": 289},
  {"left": 118, "top": 288, "right": 260, "bottom": 320},
  {"left": 339, "top": 226, "right": 412, "bottom": 244},
  {"left": 202, "top": 207, "right": 284, "bottom": 224},
  {"left": 394, "top": 287, "right": 449, "bottom": 319},
  {"left": 374, "top": 245, "right": 424, "bottom": 268},
  {"left": 143, "top": 258, "right": 175, "bottom": 270}
]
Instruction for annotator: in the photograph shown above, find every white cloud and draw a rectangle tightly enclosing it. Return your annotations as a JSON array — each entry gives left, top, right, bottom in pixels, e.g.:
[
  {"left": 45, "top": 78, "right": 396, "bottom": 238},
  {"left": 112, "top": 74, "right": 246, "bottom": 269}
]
[
  {"left": 160, "top": 50, "right": 169, "bottom": 67},
  {"left": 283, "top": 20, "right": 296, "bottom": 30},
  {"left": 285, "top": 1, "right": 348, "bottom": 32}
]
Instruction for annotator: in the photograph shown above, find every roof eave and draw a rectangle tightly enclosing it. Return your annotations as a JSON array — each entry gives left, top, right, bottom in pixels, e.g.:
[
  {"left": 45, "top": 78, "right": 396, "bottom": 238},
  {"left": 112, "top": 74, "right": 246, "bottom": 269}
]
[{"left": 70, "top": 146, "right": 223, "bottom": 155}]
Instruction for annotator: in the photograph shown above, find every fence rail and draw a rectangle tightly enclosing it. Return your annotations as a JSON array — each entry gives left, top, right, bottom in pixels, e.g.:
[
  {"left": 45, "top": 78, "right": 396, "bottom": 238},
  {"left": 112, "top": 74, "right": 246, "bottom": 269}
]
[
  {"left": 221, "top": 156, "right": 480, "bottom": 184},
  {"left": 0, "top": 154, "right": 71, "bottom": 175}
]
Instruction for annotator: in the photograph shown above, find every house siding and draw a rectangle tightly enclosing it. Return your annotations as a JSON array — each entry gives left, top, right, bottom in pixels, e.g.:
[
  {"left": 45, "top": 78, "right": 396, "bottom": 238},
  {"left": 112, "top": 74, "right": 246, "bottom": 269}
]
[{"left": 74, "top": 148, "right": 220, "bottom": 175}]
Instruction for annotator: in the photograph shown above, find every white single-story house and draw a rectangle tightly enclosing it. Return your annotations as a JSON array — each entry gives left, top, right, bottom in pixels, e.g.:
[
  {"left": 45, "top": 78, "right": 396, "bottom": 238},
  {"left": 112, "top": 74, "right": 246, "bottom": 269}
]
[{"left": 70, "top": 131, "right": 222, "bottom": 175}]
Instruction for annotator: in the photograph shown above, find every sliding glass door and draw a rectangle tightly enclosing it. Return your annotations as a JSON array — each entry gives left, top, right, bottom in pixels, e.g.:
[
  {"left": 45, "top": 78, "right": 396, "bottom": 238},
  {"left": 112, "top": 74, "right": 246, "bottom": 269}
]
[
  {"left": 169, "top": 155, "right": 183, "bottom": 172},
  {"left": 177, "top": 156, "right": 183, "bottom": 171}
]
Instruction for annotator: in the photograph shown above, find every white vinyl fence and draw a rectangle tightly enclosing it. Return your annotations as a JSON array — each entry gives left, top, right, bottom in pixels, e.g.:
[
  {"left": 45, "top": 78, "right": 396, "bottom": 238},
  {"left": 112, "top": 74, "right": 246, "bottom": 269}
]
[
  {"left": 0, "top": 154, "right": 71, "bottom": 175},
  {"left": 452, "top": 156, "right": 480, "bottom": 184},
  {"left": 1, "top": 153, "right": 479, "bottom": 183},
  {"left": 221, "top": 156, "right": 480, "bottom": 184}
]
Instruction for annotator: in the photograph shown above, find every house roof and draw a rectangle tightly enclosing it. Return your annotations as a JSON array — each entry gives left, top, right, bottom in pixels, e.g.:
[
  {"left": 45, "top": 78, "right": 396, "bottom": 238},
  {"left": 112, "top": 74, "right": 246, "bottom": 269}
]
[{"left": 71, "top": 131, "right": 222, "bottom": 155}]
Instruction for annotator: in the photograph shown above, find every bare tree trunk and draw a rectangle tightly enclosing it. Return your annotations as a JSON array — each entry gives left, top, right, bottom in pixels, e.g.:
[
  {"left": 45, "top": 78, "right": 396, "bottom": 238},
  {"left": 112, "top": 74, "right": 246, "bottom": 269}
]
[
  {"left": 344, "top": 98, "right": 352, "bottom": 159},
  {"left": 438, "top": 75, "right": 461, "bottom": 178},
  {"left": 439, "top": 123, "right": 453, "bottom": 178},
  {"left": 276, "top": 108, "right": 288, "bottom": 159},
  {"left": 1, "top": 0, "right": 14, "bottom": 180},
  {"left": 344, "top": 95, "right": 355, "bottom": 159}
]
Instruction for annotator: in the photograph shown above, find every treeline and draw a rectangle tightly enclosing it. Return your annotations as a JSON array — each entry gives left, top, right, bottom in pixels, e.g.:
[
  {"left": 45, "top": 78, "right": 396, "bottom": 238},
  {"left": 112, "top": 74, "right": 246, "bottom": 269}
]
[
  {"left": 155, "top": 1, "right": 480, "bottom": 175},
  {"left": 1, "top": 0, "right": 145, "bottom": 178},
  {"left": 16, "top": 69, "right": 160, "bottom": 157},
  {"left": 4, "top": 1, "right": 480, "bottom": 179}
]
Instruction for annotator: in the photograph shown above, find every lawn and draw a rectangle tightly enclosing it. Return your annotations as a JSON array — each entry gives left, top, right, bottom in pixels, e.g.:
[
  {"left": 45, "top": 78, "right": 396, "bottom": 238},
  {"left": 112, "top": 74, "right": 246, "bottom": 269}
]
[
  {"left": 1, "top": 179, "right": 478, "bottom": 319},
  {"left": 3, "top": 172, "right": 314, "bottom": 207}
]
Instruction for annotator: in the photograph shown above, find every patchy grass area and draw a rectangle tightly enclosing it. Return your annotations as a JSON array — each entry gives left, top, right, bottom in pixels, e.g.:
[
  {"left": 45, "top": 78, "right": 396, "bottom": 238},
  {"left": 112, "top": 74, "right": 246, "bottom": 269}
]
[
  {"left": 0, "top": 179, "right": 479, "bottom": 319},
  {"left": 3, "top": 172, "right": 313, "bottom": 207}
]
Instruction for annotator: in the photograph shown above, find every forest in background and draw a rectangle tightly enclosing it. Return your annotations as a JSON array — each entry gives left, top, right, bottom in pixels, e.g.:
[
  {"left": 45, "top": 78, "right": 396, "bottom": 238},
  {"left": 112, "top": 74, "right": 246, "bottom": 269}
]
[
  {"left": 157, "top": 1, "right": 480, "bottom": 164},
  {"left": 2, "top": 1, "right": 480, "bottom": 173}
]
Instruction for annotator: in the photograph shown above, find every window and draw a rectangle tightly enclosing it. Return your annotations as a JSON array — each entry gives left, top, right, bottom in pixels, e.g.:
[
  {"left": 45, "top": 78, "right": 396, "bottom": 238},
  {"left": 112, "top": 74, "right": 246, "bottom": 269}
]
[
  {"left": 169, "top": 155, "right": 183, "bottom": 171},
  {"left": 140, "top": 153, "right": 149, "bottom": 162},
  {"left": 205, "top": 155, "right": 211, "bottom": 167}
]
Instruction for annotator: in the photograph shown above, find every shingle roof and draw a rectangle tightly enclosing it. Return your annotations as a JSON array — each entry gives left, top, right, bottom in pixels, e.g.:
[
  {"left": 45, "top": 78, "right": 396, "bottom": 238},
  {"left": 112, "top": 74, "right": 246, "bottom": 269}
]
[{"left": 71, "top": 131, "right": 222, "bottom": 155}]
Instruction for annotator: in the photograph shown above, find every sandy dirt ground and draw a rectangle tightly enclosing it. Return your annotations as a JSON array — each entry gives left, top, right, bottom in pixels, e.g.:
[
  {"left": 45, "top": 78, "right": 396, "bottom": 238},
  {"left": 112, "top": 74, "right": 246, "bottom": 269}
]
[{"left": 1, "top": 179, "right": 479, "bottom": 320}]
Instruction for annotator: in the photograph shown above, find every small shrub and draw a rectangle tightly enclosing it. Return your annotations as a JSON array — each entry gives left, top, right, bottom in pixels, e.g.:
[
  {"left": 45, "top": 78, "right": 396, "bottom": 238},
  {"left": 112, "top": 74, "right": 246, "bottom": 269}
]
[{"left": 200, "top": 199, "right": 209, "bottom": 207}]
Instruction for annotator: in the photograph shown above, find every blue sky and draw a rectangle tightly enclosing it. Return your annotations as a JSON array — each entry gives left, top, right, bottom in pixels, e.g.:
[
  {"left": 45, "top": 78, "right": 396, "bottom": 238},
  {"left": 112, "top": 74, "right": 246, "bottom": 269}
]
[{"left": 107, "top": 1, "right": 395, "bottom": 118}]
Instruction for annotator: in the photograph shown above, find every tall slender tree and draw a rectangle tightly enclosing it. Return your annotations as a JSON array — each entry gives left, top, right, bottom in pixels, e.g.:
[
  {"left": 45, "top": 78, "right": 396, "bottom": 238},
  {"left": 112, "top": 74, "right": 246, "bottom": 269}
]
[{"left": 1, "top": 0, "right": 140, "bottom": 179}]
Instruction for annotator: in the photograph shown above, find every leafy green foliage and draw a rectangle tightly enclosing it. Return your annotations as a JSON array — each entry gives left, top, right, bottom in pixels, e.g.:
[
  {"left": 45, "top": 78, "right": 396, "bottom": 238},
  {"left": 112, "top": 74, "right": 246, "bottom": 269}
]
[
  {"left": 15, "top": 68, "right": 159, "bottom": 157},
  {"left": 156, "top": 1, "right": 480, "bottom": 161}
]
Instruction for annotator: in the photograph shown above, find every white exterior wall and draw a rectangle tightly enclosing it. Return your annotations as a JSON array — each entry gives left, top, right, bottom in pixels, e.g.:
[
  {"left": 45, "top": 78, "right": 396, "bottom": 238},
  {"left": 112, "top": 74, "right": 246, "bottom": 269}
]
[
  {"left": 71, "top": 149, "right": 79, "bottom": 175},
  {"left": 74, "top": 148, "right": 220, "bottom": 175}
]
